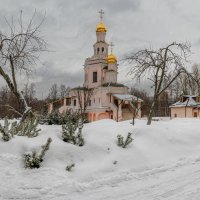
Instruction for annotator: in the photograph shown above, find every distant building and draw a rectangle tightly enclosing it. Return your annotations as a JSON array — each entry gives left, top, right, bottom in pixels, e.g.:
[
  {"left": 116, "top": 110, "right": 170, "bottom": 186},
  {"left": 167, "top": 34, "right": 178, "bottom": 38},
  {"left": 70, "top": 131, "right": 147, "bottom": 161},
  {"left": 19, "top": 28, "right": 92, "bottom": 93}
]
[
  {"left": 48, "top": 10, "right": 142, "bottom": 122},
  {"left": 170, "top": 95, "right": 200, "bottom": 118}
]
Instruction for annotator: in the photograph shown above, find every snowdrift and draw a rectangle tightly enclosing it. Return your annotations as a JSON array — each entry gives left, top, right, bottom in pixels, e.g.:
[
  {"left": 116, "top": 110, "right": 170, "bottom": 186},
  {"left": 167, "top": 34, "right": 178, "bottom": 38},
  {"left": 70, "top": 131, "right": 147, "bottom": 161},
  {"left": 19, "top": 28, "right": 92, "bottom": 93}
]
[{"left": 1, "top": 118, "right": 200, "bottom": 199}]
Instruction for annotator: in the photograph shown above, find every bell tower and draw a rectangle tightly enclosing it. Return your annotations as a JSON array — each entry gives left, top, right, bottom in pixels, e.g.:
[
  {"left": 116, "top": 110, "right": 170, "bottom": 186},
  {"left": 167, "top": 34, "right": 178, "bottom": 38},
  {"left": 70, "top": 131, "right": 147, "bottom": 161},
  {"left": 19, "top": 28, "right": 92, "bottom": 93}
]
[
  {"left": 93, "top": 9, "right": 109, "bottom": 58},
  {"left": 84, "top": 9, "right": 109, "bottom": 89}
]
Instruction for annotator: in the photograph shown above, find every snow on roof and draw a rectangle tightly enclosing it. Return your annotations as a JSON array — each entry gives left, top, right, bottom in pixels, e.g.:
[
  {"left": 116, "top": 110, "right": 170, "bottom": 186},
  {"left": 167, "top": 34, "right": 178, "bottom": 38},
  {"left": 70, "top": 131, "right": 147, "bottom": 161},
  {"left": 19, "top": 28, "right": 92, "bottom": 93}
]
[
  {"left": 170, "top": 96, "right": 200, "bottom": 108},
  {"left": 182, "top": 95, "right": 197, "bottom": 98},
  {"left": 112, "top": 94, "right": 143, "bottom": 102}
]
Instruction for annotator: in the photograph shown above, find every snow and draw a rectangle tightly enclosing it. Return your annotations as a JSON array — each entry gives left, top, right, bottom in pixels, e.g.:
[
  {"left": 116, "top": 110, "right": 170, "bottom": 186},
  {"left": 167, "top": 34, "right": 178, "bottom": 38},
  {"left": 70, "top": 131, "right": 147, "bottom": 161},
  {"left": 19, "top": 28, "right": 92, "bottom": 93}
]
[
  {"left": 113, "top": 94, "right": 143, "bottom": 102},
  {"left": 1, "top": 118, "right": 200, "bottom": 199},
  {"left": 170, "top": 96, "right": 200, "bottom": 107}
]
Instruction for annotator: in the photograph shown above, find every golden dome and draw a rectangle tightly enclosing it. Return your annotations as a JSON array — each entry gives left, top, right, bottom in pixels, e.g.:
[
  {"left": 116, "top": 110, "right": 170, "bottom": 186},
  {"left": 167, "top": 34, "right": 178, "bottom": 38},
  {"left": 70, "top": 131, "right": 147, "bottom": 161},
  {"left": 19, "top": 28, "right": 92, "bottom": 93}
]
[
  {"left": 107, "top": 53, "right": 117, "bottom": 64},
  {"left": 96, "top": 22, "right": 107, "bottom": 32}
]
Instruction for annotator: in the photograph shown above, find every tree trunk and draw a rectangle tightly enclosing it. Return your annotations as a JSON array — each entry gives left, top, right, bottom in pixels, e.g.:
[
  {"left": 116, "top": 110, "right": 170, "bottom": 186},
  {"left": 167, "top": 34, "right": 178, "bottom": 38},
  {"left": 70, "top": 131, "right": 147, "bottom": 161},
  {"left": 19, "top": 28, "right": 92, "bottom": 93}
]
[
  {"left": 132, "top": 116, "right": 135, "bottom": 125},
  {"left": 147, "top": 103, "right": 154, "bottom": 125},
  {"left": 147, "top": 96, "right": 157, "bottom": 125}
]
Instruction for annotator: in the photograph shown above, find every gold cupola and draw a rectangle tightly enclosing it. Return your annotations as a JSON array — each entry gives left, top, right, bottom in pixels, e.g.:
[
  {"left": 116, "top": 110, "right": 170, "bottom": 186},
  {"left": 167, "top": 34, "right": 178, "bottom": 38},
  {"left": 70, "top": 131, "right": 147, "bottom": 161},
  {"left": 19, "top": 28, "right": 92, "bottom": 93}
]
[
  {"left": 107, "top": 42, "right": 117, "bottom": 64},
  {"left": 107, "top": 53, "right": 117, "bottom": 64},
  {"left": 96, "top": 9, "right": 107, "bottom": 32},
  {"left": 96, "top": 22, "right": 107, "bottom": 32}
]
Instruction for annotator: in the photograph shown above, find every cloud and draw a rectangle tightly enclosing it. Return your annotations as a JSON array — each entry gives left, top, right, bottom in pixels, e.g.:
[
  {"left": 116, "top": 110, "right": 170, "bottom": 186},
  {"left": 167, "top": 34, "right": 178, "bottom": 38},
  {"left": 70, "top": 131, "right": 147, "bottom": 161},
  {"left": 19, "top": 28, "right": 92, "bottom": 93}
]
[
  {"left": 1, "top": 0, "right": 200, "bottom": 98},
  {"left": 30, "top": 60, "right": 83, "bottom": 98}
]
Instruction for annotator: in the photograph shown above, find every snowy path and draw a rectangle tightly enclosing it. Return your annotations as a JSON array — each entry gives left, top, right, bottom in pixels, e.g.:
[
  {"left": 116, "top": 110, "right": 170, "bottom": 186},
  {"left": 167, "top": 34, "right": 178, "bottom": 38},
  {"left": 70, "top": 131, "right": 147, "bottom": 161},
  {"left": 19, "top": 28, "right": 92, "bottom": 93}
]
[
  {"left": 1, "top": 154, "right": 200, "bottom": 199},
  {"left": 68, "top": 157, "right": 200, "bottom": 200}
]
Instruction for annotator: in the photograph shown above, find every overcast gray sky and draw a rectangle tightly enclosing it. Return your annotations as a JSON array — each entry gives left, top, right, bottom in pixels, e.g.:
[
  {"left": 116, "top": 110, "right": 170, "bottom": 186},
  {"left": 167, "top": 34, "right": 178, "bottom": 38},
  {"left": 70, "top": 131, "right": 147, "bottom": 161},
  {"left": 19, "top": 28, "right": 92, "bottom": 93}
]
[{"left": 1, "top": 0, "right": 200, "bottom": 98}]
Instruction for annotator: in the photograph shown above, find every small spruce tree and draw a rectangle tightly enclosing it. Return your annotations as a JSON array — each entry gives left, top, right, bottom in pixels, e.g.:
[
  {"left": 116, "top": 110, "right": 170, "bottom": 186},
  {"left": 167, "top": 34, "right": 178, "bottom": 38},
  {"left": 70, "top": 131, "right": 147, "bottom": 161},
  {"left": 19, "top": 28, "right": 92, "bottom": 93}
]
[
  {"left": 117, "top": 132, "right": 133, "bottom": 148},
  {"left": 17, "top": 117, "right": 41, "bottom": 137},
  {"left": 0, "top": 118, "right": 18, "bottom": 141},
  {"left": 62, "top": 119, "right": 84, "bottom": 146},
  {"left": 66, "top": 163, "right": 75, "bottom": 171},
  {"left": 24, "top": 137, "right": 52, "bottom": 168},
  {"left": 0, "top": 117, "right": 41, "bottom": 141}
]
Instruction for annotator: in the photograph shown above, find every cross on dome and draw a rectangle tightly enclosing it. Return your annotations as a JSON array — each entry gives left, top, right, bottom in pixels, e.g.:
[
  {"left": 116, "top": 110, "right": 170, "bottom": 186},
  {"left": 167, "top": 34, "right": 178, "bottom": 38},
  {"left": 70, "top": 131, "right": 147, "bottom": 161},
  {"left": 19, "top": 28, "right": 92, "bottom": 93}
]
[
  {"left": 110, "top": 42, "right": 114, "bottom": 53},
  {"left": 96, "top": 9, "right": 107, "bottom": 32},
  {"left": 107, "top": 41, "right": 117, "bottom": 64},
  {"left": 99, "top": 9, "right": 104, "bottom": 22}
]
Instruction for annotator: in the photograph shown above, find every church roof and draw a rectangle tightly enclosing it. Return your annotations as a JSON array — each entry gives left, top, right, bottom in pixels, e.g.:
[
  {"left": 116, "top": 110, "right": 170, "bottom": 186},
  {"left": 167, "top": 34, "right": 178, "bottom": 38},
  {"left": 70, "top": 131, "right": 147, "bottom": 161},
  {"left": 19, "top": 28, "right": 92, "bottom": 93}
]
[
  {"left": 112, "top": 94, "right": 143, "bottom": 102},
  {"left": 170, "top": 95, "right": 200, "bottom": 108}
]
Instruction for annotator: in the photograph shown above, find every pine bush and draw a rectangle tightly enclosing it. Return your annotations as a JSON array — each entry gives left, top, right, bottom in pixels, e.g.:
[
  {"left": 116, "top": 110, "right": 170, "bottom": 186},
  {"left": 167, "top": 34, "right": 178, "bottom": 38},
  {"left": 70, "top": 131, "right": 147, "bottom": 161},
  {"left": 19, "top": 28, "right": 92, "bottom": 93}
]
[
  {"left": 117, "top": 132, "right": 133, "bottom": 148},
  {"left": 24, "top": 137, "right": 52, "bottom": 168},
  {"left": 17, "top": 117, "right": 41, "bottom": 137},
  {"left": 40, "top": 110, "right": 80, "bottom": 125},
  {"left": 0, "top": 117, "right": 41, "bottom": 141},
  {"left": 66, "top": 163, "right": 75, "bottom": 171},
  {"left": 0, "top": 118, "right": 18, "bottom": 141},
  {"left": 62, "top": 119, "right": 84, "bottom": 146}
]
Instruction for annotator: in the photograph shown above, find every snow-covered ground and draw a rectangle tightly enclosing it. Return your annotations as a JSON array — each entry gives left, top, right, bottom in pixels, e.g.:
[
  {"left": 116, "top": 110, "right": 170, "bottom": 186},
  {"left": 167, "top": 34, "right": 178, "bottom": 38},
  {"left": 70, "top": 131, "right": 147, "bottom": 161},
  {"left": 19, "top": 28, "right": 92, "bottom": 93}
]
[{"left": 1, "top": 118, "right": 200, "bottom": 200}]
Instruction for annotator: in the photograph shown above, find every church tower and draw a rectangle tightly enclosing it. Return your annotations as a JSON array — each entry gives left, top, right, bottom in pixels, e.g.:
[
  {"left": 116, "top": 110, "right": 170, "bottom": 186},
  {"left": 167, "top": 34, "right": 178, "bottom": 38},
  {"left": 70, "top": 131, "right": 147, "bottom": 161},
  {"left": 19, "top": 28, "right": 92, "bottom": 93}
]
[
  {"left": 94, "top": 9, "right": 108, "bottom": 57},
  {"left": 104, "top": 42, "right": 118, "bottom": 84},
  {"left": 84, "top": 9, "right": 109, "bottom": 88},
  {"left": 84, "top": 9, "right": 119, "bottom": 88}
]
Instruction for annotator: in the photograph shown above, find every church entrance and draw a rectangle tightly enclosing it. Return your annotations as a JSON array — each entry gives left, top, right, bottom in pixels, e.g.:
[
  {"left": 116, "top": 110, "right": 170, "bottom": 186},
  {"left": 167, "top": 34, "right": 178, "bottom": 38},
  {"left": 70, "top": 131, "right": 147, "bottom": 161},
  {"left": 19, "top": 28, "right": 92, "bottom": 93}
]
[{"left": 114, "top": 99, "right": 118, "bottom": 107}]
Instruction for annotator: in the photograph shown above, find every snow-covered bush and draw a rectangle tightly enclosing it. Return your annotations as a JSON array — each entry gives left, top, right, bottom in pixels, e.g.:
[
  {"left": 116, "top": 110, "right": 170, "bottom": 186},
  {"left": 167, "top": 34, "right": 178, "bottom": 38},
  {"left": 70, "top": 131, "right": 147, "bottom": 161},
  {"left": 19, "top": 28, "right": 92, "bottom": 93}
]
[
  {"left": 40, "top": 110, "right": 80, "bottom": 125},
  {"left": 66, "top": 163, "right": 75, "bottom": 171},
  {"left": 17, "top": 117, "right": 41, "bottom": 137},
  {"left": 24, "top": 137, "right": 52, "bottom": 168},
  {"left": 0, "top": 118, "right": 18, "bottom": 141},
  {"left": 62, "top": 119, "right": 84, "bottom": 146},
  {"left": 0, "top": 117, "right": 41, "bottom": 141},
  {"left": 117, "top": 133, "right": 133, "bottom": 148},
  {"left": 39, "top": 111, "right": 62, "bottom": 125}
]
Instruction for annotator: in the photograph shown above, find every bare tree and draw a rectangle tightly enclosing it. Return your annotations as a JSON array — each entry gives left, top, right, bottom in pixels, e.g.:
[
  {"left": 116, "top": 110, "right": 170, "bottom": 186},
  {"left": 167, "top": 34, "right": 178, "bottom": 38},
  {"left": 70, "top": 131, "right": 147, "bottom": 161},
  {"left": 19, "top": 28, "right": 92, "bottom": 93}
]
[
  {"left": 191, "top": 64, "right": 200, "bottom": 94},
  {"left": 168, "top": 63, "right": 200, "bottom": 99},
  {"left": 23, "top": 83, "right": 36, "bottom": 105},
  {"left": 74, "top": 86, "right": 93, "bottom": 123},
  {"left": 130, "top": 87, "right": 152, "bottom": 117},
  {"left": 0, "top": 86, "right": 22, "bottom": 118},
  {"left": 125, "top": 42, "right": 195, "bottom": 125},
  {"left": 59, "top": 84, "right": 70, "bottom": 99},
  {"left": 131, "top": 97, "right": 143, "bottom": 125},
  {"left": 0, "top": 84, "right": 45, "bottom": 118},
  {"left": 0, "top": 11, "right": 46, "bottom": 121},
  {"left": 47, "top": 83, "right": 58, "bottom": 101}
]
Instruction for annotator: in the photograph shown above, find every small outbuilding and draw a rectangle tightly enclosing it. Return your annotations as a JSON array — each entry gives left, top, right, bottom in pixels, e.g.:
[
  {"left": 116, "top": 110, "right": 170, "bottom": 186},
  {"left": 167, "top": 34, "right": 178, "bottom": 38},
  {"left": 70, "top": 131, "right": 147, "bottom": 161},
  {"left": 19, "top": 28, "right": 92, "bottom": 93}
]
[{"left": 170, "top": 95, "right": 200, "bottom": 118}]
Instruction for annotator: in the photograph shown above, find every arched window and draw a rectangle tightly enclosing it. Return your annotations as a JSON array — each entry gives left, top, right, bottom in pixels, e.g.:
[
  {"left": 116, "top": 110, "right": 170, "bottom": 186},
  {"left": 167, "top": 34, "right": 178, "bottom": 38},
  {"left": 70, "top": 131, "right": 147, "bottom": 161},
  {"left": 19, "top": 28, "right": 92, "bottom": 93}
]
[
  {"left": 97, "top": 48, "right": 100, "bottom": 54},
  {"left": 102, "top": 47, "right": 104, "bottom": 53}
]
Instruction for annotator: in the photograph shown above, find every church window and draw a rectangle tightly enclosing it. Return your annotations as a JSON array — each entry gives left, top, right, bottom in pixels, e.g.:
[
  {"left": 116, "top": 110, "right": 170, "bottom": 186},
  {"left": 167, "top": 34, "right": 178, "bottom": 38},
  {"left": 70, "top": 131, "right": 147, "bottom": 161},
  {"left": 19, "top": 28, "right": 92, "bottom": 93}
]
[
  {"left": 93, "top": 71, "right": 97, "bottom": 82},
  {"left": 102, "top": 47, "right": 104, "bottom": 53},
  {"left": 97, "top": 48, "right": 100, "bottom": 54},
  {"left": 89, "top": 100, "right": 91, "bottom": 106},
  {"left": 73, "top": 99, "right": 76, "bottom": 106},
  {"left": 66, "top": 98, "right": 71, "bottom": 106}
]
